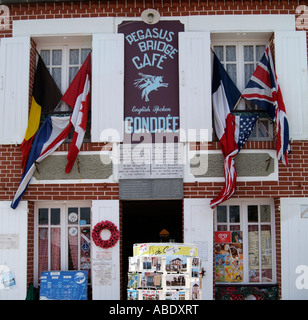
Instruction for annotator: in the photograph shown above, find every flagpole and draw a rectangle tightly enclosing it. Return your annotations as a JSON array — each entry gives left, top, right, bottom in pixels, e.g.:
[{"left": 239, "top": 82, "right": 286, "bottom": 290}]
[{"left": 232, "top": 96, "right": 242, "bottom": 110}]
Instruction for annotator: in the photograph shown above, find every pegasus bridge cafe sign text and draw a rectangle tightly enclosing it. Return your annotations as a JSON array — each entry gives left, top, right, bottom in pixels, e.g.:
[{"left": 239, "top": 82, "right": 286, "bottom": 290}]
[{"left": 118, "top": 20, "right": 184, "bottom": 144}]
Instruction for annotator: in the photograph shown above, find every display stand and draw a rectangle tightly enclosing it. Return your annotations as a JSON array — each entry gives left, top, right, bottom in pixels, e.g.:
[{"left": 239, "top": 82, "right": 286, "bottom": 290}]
[{"left": 127, "top": 243, "right": 202, "bottom": 300}]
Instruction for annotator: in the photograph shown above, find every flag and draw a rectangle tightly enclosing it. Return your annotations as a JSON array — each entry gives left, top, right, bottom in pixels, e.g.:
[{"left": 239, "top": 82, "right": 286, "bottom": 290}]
[
  {"left": 11, "top": 116, "right": 72, "bottom": 209},
  {"left": 20, "top": 55, "right": 62, "bottom": 172},
  {"left": 241, "top": 45, "right": 290, "bottom": 165},
  {"left": 210, "top": 53, "right": 258, "bottom": 209},
  {"left": 62, "top": 52, "right": 91, "bottom": 173}
]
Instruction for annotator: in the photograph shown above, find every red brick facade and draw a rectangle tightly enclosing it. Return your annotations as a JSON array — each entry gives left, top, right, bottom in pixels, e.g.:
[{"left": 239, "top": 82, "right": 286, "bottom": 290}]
[{"left": 0, "top": 0, "right": 307, "bottom": 300}]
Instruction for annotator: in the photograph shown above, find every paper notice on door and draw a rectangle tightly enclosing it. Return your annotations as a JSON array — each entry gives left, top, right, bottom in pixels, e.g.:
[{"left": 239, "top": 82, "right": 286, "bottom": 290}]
[{"left": 193, "top": 241, "right": 208, "bottom": 262}]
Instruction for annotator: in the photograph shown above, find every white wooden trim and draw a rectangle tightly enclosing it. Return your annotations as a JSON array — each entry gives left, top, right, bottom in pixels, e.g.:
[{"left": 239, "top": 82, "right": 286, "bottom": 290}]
[
  {"left": 280, "top": 198, "right": 308, "bottom": 299},
  {"left": 13, "top": 15, "right": 295, "bottom": 38},
  {"left": 0, "top": 201, "right": 28, "bottom": 300},
  {"left": 33, "top": 201, "right": 91, "bottom": 287},
  {"left": 91, "top": 200, "right": 120, "bottom": 300},
  {"left": 184, "top": 198, "right": 213, "bottom": 300}
]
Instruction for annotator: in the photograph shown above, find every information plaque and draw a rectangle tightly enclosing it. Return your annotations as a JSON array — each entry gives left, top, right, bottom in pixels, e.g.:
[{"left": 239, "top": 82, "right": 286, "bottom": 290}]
[
  {"left": 118, "top": 143, "right": 184, "bottom": 179},
  {"left": 119, "top": 178, "right": 183, "bottom": 200},
  {"left": 40, "top": 271, "right": 87, "bottom": 300}
]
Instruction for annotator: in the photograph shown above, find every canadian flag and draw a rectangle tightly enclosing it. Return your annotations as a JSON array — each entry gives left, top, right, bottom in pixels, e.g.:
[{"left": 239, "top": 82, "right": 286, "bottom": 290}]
[{"left": 62, "top": 53, "right": 91, "bottom": 173}]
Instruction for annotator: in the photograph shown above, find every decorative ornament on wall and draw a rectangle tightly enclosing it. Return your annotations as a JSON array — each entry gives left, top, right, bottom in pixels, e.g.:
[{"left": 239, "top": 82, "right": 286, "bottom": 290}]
[{"left": 92, "top": 220, "right": 120, "bottom": 249}]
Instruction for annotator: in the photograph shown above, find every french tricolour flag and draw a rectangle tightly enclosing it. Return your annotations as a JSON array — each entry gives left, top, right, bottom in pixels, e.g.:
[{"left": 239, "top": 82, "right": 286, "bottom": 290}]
[
  {"left": 210, "top": 53, "right": 258, "bottom": 209},
  {"left": 11, "top": 116, "right": 72, "bottom": 209}
]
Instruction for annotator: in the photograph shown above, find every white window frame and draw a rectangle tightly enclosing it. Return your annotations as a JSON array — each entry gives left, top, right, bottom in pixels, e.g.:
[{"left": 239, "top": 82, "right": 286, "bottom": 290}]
[
  {"left": 36, "top": 42, "right": 92, "bottom": 95},
  {"left": 214, "top": 198, "right": 276, "bottom": 285},
  {"left": 211, "top": 39, "right": 274, "bottom": 141},
  {"left": 34, "top": 201, "right": 92, "bottom": 287}
]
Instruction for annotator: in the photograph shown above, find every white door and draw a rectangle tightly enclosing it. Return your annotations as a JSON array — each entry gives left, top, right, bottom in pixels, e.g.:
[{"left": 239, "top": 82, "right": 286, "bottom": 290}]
[
  {"left": 280, "top": 198, "right": 308, "bottom": 300},
  {"left": 91, "top": 200, "right": 120, "bottom": 300},
  {"left": 184, "top": 198, "right": 213, "bottom": 300},
  {"left": 0, "top": 201, "right": 28, "bottom": 300}
]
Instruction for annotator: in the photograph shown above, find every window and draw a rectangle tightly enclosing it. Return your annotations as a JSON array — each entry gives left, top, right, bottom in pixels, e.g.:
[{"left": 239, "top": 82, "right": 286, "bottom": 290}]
[
  {"left": 212, "top": 40, "right": 273, "bottom": 141},
  {"left": 214, "top": 199, "right": 276, "bottom": 284},
  {"left": 39, "top": 46, "right": 91, "bottom": 94},
  {"left": 34, "top": 202, "right": 92, "bottom": 286},
  {"left": 37, "top": 43, "right": 92, "bottom": 141}
]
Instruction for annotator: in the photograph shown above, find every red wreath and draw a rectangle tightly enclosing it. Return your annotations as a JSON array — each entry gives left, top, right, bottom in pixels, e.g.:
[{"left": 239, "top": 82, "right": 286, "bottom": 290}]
[{"left": 92, "top": 220, "right": 120, "bottom": 249}]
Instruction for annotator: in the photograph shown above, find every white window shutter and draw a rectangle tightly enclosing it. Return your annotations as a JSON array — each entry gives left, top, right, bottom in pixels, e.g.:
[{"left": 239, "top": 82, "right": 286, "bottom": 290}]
[
  {"left": 280, "top": 198, "right": 308, "bottom": 300},
  {"left": 91, "top": 34, "right": 124, "bottom": 143},
  {"left": 0, "top": 201, "right": 28, "bottom": 300},
  {"left": 0, "top": 36, "right": 30, "bottom": 144},
  {"left": 274, "top": 31, "right": 308, "bottom": 140},
  {"left": 184, "top": 198, "right": 213, "bottom": 300},
  {"left": 91, "top": 200, "right": 120, "bottom": 300},
  {"left": 179, "top": 32, "right": 212, "bottom": 142}
]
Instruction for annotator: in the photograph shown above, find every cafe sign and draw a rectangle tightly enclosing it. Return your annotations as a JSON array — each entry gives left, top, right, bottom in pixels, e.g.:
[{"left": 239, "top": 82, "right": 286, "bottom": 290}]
[{"left": 118, "top": 20, "right": 184, "bottom": 143}]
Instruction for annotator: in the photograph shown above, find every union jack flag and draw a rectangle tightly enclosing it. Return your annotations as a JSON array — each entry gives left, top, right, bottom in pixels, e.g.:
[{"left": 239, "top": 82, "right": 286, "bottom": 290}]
[{"left": 241, "top": 45, "right": 290, "bottom": 165}]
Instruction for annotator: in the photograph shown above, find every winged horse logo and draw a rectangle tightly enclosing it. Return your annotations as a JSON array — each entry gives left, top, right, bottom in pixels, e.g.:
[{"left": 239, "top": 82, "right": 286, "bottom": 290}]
[{"left": 134, "top": 73, "right": 168, "bottom": 102}]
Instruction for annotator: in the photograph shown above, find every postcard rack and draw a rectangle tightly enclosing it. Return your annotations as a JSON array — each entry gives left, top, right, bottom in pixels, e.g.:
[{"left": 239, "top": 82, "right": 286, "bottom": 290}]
[{"left": 127, "top": 243, "right": 202, "bottom": 300}]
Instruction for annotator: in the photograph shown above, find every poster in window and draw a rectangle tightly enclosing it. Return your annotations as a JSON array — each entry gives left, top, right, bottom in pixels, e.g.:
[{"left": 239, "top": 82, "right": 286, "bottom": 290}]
[
  {"left": 214, "top": 231, "right": 243, "bottom": 283},
  {"left": 215, "top": 231, "right": 231, "bottom": 243}
]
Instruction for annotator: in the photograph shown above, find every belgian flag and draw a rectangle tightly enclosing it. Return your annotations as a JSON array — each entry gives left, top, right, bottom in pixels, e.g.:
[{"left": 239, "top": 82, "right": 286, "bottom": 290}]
[{"left": 20, "top": 55, "right": 62, "bottom": 172}]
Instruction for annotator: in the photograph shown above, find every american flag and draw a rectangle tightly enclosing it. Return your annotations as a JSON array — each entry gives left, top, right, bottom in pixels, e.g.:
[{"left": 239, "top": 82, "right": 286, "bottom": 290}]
[
  {"left": 236, "top": 113, "right": 259, "bottom": 151},
  {"left": 210, "top": 53, "right": 258, "bottom": 209},
  {"left": 241, "top": 45, "right": 290, "bottom": 165}
]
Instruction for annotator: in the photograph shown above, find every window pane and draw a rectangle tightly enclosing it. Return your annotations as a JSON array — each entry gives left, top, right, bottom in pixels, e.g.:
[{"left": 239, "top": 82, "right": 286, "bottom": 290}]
[
  {"left": 39, "top": 208, "right": 48, "bottom": 225},
  {"left": 52, "top": 49, "right": 62, "bottom": 65},
  {"left": 261, "top": 205, "right": 271, "bottom": 222},
  {"left": 50, "top": 208, "right": 60, "bottom": 225},
  {"left": 38, "top": 228, "right": 48, "bottom": 278},
  {"left": 68, "top": 208, "right": 78, "bottom": 224},
  {"left": 217, "top": 206, "right": 227, "bottom": 223},
  {"left": 244, "top": 64, "right": 255, "bottom": 86},
  {"left": 40, "top": 50, "right": 50, "bottom": 66},
  {"left": 81, "top": 48, "right": 91, "bottom": 63},
  {"left": 230, "top": 225, "right": 240, "bottom": 231},
  {"left": 69, "top": 49, "right": 79, "bottom": 65},
  {"left": 69, "top": 67, "right": 79, "bottom": 84},
  {"left": 80, "top": 207, "right": 91, "bottom": 225},
  {"left": 261, "top": 225, "right": 272, "bottom": 282},
  {"left": 248, "top": 225, "right": 259, "bottom": 282},
  {"left": 226, "top": 45, "right": 236, "bottom": 61},
  {"left": 52, "top": 67, "right": 61, "bottom": 90},
  {"left": 80, "top": 226, "right": 91, "bottom": 278},
  {"left": 213, "top": 46, "right": 224, "bottom": 61},
  {"left": 217, "top": 225, "right": 227, "bottom": 231},
  {"left": 226, "top": 64, "right": 236, "bottom": 84},
  {"left": 256, "top": 45, "right": 266, "bottom": 61},
  {"left": 50, "top": 228, "right": 61, "bottom": 270},
  {"left": 68, "top": 227, "right": 79, "bottom": 270},
  {"left": 229, "top": 206, "right": 240, "bottom": 223},
  {"left": 248, "top": 205, "right": 258, "bottom": 222},
  {"left": 244, "top": 45, "right": 254, "bottom": 61},
  {"left": 258, "top": 120, "right": 269, "bottom": 138}
]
